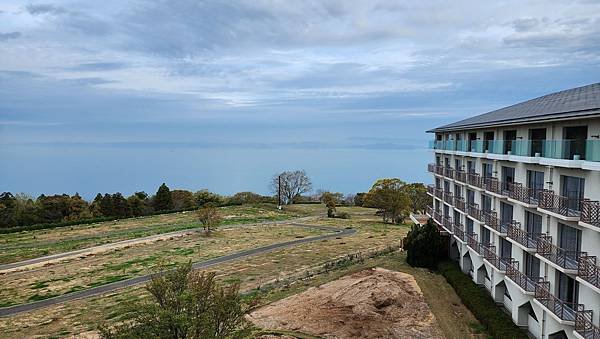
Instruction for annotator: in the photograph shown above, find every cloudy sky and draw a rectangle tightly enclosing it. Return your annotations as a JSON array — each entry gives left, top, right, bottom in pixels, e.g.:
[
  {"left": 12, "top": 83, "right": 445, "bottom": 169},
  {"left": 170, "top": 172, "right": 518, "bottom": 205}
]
[{"left": 1, "top": 1, "right": 599, "bottom": 198}]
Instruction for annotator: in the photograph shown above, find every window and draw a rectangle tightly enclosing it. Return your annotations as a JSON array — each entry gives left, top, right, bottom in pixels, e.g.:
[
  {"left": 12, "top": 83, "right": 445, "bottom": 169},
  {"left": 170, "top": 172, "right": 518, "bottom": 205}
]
[
  {"left": 481, "top": 225, "right": 491, "bottom": 244},
  {"left": 529, "top": 128, "right": 546, "bottom": 156},
  {"left": 482, "top": 194, "right": 492, "bottom": 213},
  {"left": 454, "top": 184, "right": 461, "bottom": 198},
  {"left": 500, "top": 202, "right": 513, "bottom": 225},
  {"left": 468, "top": 133, "right": 477, "bottom": 151},
  {"left": 482, "top": 163, "right": 493, "bottom": 178},
  {"left": 561, "top": 175, "right": 585, "bottom": 212},
  {"left": 444, "top": 180, "right": 451, "bottom": 192},
  {"left": 557, "top": 272, "right": 579, "bottom": 303},
  {"left": 467, "top": 189, "right": 475, "bottom": 204},
  {"left": 558, "top": 223, "right": 581, "bottom": 252},
  {"left": 467, "top": 160, "right": 475, "bottom": 173},
  {"left": 503, "top": 130, "right": 517, "bottom": 154},
  {"left": 500, "top": 238, "right": 512, "bottom": 258},
  {"left": 483, "top": 131, "right": 494, "bottom": 152},
  {"left": 563, "top": 126, "right": 588, "bottom": 160},
  {"left": 444, "top": 157, "right": 450, "bottom": 167},
  {"left": 454, "top": 210, "right": 461, "bottom": 225},
  {"left": 527, "top": 170, "right": 544, "bottom": 200},
  {"left": 466, "top": 219, "right": 474, "bottom": 234},
  {"left": 501, "top": 166, "right": 515, "bottom": 191},
  {"left": 525, "top": 211, "right": 542, "bottom": 234},
  {"left": 525, "top": 252, "right": 540, "bottom": 278},
  {"left": 454, "top": 159, "right": 462, "bottom": 171}
]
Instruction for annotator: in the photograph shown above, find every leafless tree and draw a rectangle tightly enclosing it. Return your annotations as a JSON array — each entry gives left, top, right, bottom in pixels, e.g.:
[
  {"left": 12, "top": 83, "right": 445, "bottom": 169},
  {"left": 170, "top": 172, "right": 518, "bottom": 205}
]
[{"left": 270, "top": 170, "right": 312, "bottom": 205}]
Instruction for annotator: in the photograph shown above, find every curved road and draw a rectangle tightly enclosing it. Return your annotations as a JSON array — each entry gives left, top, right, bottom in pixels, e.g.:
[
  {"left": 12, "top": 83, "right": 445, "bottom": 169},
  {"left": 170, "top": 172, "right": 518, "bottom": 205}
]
[{"left": 0, "top": 222, "right": 355, "bottom": 317}]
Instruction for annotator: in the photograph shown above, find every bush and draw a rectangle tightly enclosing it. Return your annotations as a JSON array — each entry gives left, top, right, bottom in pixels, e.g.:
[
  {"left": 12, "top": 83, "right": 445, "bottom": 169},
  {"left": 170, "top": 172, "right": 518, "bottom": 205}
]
[
  {"left": 438, "top": 261, "right": 528, "bottom": 339},
  {"left": 403, "top": 218, "right": 442, "bottom": 269},
  {"left": 334, "top": 211, "right": 350, "bottom": 219}
]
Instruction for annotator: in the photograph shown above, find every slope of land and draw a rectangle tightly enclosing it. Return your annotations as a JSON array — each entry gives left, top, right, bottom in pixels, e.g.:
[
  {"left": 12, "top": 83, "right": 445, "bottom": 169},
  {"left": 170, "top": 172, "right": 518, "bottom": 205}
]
[{"left": 248, "top": 267, "right": 444, "bottom": 339}]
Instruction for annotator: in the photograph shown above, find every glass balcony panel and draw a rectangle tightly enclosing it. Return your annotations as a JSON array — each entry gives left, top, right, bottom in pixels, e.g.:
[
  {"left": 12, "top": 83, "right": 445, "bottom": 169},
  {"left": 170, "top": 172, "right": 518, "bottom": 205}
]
[{"left": 586, "top": 139, "right": 600, "bottom": 161}]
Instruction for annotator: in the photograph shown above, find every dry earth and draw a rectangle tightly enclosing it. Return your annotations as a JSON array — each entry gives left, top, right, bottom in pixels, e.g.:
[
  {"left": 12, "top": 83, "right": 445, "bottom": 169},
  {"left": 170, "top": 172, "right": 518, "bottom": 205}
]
[{"left": 248, "top": 267, "right": 444, "bottom": 339}]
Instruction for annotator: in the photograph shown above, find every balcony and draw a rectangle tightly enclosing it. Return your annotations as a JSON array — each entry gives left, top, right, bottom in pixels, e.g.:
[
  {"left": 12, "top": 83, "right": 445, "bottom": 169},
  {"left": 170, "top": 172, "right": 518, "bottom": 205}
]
[
  {"left": 539, "top": 189, "right": 583, "bottom": 218},
  {"left": 429, "top": 139, "right": 600, "bottom": 162},
  {"left": 467, "top": 172, "right": 483, "bottom": 188},
  {"left": 508, "top": 182, "right": 540, "bottom": 206},
  {"left": 444, "top": 191, "right": 454, "bottom": 205},
  {"left": 466, "top": 233, "right": 484, "bottom": 255},
  {"left": 537, "top": 235, "right": 587, "bottom": 271},
  {"left": 578, "top": 255, "right": 600, "bottom": 290},
  {"left": 454, "top": 169, "right": 467, "bottom": 183},
  {"left": 581, "top": 199, "right": 600, "bottom": 229},
  {"left": 505, "top": 260, "right": 538, "bottom": 293},
  {"left": 467, "top": 203, "right": 482, "bottom": 221},
  {"left": 482, "top": 210, "right": 502, "bottom": 233},
  {"left": 575, "top": 310, "right": 600, "bottom": 339},
  {"left": 482, "top": 244, "right": 511, "bottom": 272},
  {"left": 483, "top": 177, "right": 502, "bottom": 195},
  {"left": 427, "top": 184, "right": 434, "bottom": 196},
  {"left": 454, "top": 196, "right": 466, "bottom": 212},
  {"left": 442, "top": 215, "right": 453, "bottom": 233},
  {"left": 453, "top": 222, "right": 465, "bottom": 242},
  {"left": 507, "top": 222, "right": 541, "bottom": 250},
  {"left": 535, "top": 280, "right": 583, "bottom": 322},
  {"left": 443, "top": 166, "right": 454, "bottom": 178}
]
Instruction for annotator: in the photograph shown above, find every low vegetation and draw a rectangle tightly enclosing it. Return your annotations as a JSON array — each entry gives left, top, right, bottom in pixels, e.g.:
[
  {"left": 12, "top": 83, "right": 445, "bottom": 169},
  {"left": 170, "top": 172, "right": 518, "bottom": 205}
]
[
  {"left": 438, "top": 261, "right": 527, "bottom": 339},
  {"left": 100, "top": 262, "right": 254, "bottom": 338}
]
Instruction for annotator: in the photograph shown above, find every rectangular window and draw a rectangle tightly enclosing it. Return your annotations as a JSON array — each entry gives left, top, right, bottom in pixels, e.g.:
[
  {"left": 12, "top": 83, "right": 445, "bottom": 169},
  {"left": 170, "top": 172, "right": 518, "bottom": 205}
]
[
  {"left": 525, "top": 252, "right": 540, "bottom": 278},
  {"left": 482, "top": 163, "right": 493, "bottom": 178},
  {"left": 467, "top": 160, "right": 475, "bottom": 173},
  {"left": 444, "top": 180, "right": 451, "bottom": 192},
  {"left": 527, "top": 170, "right": 544, "bottom": 200},
  {"left": 504, "top": 130, "right": 517, "bottom": 154},
  {"left": 466, "top": 219, "right": 474, "bottom": 234},
  {"left": 529, "top": 128, "right": 546, "bottom": 156},
  {"left": 467, "top": 189, "right": 475, "bottom": 204},
  {"left": 482, "top": 194, "right": 492, "bottom": 213},
  {"left": 454, "top": 159, "right": 462, "bottom": 171},
  {"left": 454, "top": 210, "right": 461, "bottom": 225},
  {"left": 558, "top": 223, "right": 581, "bottom": 252},
  {"left": 561, "top": 175, "right": 585, "bottom": 212},
  {"left": 500, "top": 238, "right": 512, "bottom": 258},
  {"left": 454, "top": 184, "right": 461, "bottom": 198},
  {"left": 563, "top": 126, "right": 588, "bottom": 160},
  {"left": 501, "top": 166, "right": 515, "bottom": 191},
  {"left": 557, "top": 271, "right": 579, "bottom": 303},
  {"left": 481, "top": 225, "right": 491, "bottom": 245},
  {"left": 525, "top": 211, "right": 542, "bottom": 234},
  {"left": 500, "top": 202, "right": 513, "bottom": 225}
]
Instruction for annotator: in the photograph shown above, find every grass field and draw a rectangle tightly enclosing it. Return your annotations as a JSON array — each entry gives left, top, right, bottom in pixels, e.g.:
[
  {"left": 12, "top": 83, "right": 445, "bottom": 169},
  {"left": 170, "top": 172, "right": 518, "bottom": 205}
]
[
  {"left": 0, "top": 204, "right": 485, "bottom": 338},
  {"left": 0, "top": 204, "right": 303, "bottom": 264}
]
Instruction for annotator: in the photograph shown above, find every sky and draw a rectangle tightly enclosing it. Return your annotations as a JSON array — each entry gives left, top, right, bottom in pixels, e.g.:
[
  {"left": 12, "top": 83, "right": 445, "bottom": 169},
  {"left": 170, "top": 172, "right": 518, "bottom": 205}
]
[{"left": 1, "top": 1, "right": 600, "bottom": 199}]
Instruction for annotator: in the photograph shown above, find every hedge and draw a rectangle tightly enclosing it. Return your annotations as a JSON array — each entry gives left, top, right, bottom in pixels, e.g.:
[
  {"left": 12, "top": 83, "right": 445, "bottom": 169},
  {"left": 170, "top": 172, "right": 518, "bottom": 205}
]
[{"left": 438, "top": 261, "right": 528, "bottom": 339}]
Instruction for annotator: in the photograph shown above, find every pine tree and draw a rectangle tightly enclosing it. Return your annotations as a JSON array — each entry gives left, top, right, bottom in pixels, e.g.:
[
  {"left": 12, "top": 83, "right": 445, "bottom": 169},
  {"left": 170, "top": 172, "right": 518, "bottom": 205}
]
[{"left": 154, "top": 183, "right": 174, "bottom": 211}]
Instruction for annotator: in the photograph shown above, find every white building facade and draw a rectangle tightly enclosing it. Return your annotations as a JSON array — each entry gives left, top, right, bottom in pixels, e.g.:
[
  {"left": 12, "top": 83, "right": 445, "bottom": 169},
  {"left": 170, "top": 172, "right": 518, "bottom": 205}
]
[{"left": 426, "top": 83, "right": 600, "bottom": 339}]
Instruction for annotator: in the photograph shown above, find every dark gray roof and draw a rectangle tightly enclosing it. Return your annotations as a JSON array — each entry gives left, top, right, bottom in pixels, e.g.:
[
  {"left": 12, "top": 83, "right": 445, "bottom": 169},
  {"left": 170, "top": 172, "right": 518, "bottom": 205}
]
[{"left": 428, "top": 83, "right": 600, "bottom": 132}]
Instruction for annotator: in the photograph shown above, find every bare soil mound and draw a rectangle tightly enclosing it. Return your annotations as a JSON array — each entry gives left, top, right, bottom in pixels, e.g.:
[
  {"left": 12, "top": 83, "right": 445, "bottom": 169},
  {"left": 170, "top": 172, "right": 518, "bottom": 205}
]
[{"left": 248, "top": 267, "right": 444, "bottom": 339}]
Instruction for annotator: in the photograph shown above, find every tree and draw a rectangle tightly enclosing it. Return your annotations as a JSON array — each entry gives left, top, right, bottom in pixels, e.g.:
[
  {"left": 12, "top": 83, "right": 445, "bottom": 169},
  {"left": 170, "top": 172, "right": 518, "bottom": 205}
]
[
  {"left": 0, "top": 192, "right": 17, "bottom": 227},
  {"left": 363, "top": 178, "right": 410, "bottom": 224},
  {"left": 154, "top": 183, "right": 174, "bottom": 212},
  {"left": 227, "top": 192, "right": 263, "bottom": 205},
  {"left": 270, "top": 170, "right": 312, "bottom": 205},
  {"left": 111, "top": 193, "right": 131, "bottom": 218},
  {"left": 321, "top": 192, "right": 337, "bottom": 218},
  {"left": 197, "top": 205, "right": 222, "bottom": 234},
  {"left": 194, "top": 190, "right": 224, "bottom": 207},
  {"left": 403, "top": 219, "right": 443, "bottom": 269},
  {"left": 353, "top": 193, "right": 366, "bottom": 207},
  {"left": 67, "top": 193, "right": 91, "bottom": 221},
  {"left": 100, "top": 262, "right": 253, "bottom": 339},
  {"left": 90, "top": 193, "right": 105, "bottom": 217},
  {"left": 172, "top": 190, "right": 195, "bottom": 210},
  {"left": 403, "top": 183, "right": 429, "bottom": 213}
]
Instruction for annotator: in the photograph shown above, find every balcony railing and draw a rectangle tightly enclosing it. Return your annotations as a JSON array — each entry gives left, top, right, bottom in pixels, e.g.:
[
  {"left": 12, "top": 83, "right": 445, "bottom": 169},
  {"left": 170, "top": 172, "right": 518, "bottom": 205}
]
[
  {"left": 537, "top": 235, "right": 587, "bottom": 271},
  {"left": 429, "top": 139, "right": 600, "bottom": 162},
  {"left": 575, "top": 310, "right": 600, "bottom": 339},
  {"left": 453, "top": 222, "right": 465, "bottom": 242},
  {"left": 539, "top": 189, "right": 583, "bottom": 218},
  {"left": 427, "top": 184, "right": 435, "bottom": 196},
  {"left": 466, "top": 233, "right": 484, "bottom": 255},
  {"left": 454, "top": 169, "right": 467, "bottom": 183},
  {"left": 507, "top": 222, "right": 541, "bottom": 250},
  {"left": 508, "top": 182, "right": 540, "bottom": 205},
  {"left": 482, "top": 244, "right": 511, "bottom": 271},
  {"left": 581, "top": 199, "right": 600, "bottom": 228},
  {"left": 535, "top": 280, "right": 583, "bottom": 322},
  {"left": 467, "top": 172, "right": 483, "bottom": 188},
  {"left": 483, "top": 177, "right": 502, "bottom": 195},
  {"left": 442, "top": 215, "right": 453, "bottom": 233},
  {"left": 505, "top": 260, "right": 539, "bottom": 293},
  {"left": 444, "top": 191, "right": 454, "bottom": 204},
  {"left": 444, "top": 167, "right": 455, "bottom": 178},
  {"left": 427, "top": 163, "right": 437, "bottom": 173},
  {"left": 467, "top": 203, "right": 482, "bottom": 221},
  {"left": 434, "top": 210, "right": 442, "bottom": 224},
  {"left": 482, "top": 210, "right": 500, "bottom": 231},
  {"left": 578, "top": 255, "right": 600, "bottom": 290},
  {"left": 433, "top": 187, "right": 443, "bottom": 199},
  {"left": 454, "top": 196, "right": 466, "bottom": 212}
]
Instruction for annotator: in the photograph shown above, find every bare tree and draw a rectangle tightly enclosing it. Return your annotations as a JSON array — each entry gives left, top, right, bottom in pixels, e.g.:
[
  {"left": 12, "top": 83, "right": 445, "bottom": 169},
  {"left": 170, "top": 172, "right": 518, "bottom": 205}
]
[
  {"left": 196, "top": 205, "right": 222, "bottom": 234},
  {"left": 270, "top": 170, "right": 312, "bottom": 205}
]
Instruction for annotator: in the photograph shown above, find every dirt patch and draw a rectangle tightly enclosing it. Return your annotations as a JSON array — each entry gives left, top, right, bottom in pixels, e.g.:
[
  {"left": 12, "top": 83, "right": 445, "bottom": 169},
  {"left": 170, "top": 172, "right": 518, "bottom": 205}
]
[{"left": 248, "top": 267, "right": 444, "bottom": 339}]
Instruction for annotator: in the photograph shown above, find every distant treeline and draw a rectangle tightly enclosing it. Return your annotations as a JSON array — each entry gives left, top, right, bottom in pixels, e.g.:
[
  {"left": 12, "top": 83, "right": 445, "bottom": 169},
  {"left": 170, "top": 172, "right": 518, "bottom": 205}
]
[{"left": 0, "top": 183, "right": 276, "bottom": 230}]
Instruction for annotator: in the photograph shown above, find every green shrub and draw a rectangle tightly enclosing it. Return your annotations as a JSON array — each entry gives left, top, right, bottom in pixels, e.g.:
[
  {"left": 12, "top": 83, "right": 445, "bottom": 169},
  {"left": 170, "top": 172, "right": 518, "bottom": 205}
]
[
  {"left": 403, "top": 218, "right": 442, "bottom": 269},
  {"left": 438, "top": 261, "right": 527, "bottom": 339},
  {"left": 334, "top": 212, "right": 350, "bottom": 219}
]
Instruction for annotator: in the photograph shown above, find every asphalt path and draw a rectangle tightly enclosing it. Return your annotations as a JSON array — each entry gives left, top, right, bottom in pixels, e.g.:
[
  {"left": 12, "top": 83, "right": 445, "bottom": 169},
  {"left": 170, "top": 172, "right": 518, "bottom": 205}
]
[{"left": 0, "top": 222, "right": 355, "bottom": 317}]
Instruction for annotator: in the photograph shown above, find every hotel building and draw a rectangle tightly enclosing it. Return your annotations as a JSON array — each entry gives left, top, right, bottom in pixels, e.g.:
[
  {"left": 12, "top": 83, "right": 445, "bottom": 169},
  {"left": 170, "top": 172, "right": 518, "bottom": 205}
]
[{"left": 426, "top": 83, "right": 600, "bottom": 339}]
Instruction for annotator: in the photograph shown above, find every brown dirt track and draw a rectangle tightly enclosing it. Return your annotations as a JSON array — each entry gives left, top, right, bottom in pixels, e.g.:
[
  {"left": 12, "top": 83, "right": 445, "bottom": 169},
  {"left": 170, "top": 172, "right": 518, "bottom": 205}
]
[{"left": 248, "top": 267, "right": 444, "bottom": 339}]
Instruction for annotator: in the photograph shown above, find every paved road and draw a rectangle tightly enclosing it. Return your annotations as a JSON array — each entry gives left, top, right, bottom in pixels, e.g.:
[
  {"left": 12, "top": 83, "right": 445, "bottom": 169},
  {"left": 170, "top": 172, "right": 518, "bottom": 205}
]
[
  {"left": 0, "top": 222, "right": 355, "bottom": 317},
  {"left": 0, "top": 217, "right": 313, "bottom": 272}
]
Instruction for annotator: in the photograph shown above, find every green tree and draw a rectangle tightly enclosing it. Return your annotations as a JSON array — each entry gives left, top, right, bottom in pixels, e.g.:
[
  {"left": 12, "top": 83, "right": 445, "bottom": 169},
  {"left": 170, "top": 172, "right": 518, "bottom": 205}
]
[
  {"left": 90, "top": 193, "right": 105, "bottom": 217},
  {"left": 100, "top": 262, "right": 253, "bottom": 339},
  {"left": 403, "top": 183, "right": 429, "bottom": 213},
  {"left": 363, "top": 178, "right": 410, "bottom": 224},
  {"left": 0, "top": 192, "right": 17, "bottom": 227},
  {"left": 403, "top": 219, "right": 443, "bottom": 269},
  {"left": 171, "top": 190, "right": 196, "bottom": 210},
  {"left": 100, "top": 193, "right": 114, "bottom": 216},
  {"left": 194, "top": 189, "right": 224, "bottom": 207},
  {"left": 196, "top": 205, "right": 222, "bottom": 234},
  {"left": 67, "top": 193, "right": 92, "bottom": 221},
  {"left": 154, "top": 183, "right": 174, "bottom": 211},
  {"left": 353, "top": 192, "right": 366, "bottom": 207},
  {"left": 321, "top": 192, "right": 337, "bottom": 218},
  {"left": 227, "top": 192, "right": 263, "bottom": 205},
  {"left": 111, "top": 193, "right": 131, "bottom": 217}
]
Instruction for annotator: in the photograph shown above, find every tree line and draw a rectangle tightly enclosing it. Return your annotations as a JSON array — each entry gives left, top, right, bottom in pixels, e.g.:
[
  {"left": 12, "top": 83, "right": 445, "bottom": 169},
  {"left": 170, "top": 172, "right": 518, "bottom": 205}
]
[{"left": 0, "top": 183, "right": 274, "bottom": 229}]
